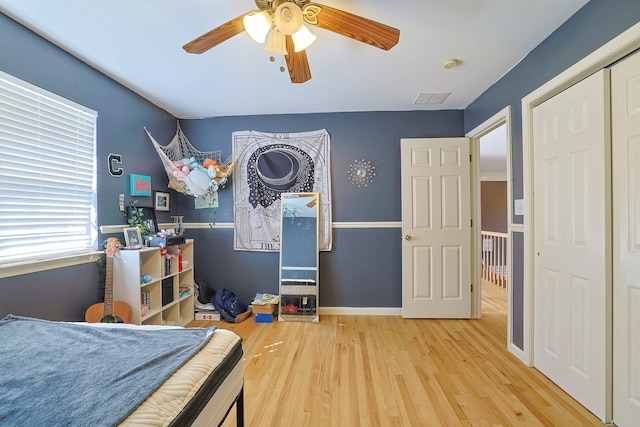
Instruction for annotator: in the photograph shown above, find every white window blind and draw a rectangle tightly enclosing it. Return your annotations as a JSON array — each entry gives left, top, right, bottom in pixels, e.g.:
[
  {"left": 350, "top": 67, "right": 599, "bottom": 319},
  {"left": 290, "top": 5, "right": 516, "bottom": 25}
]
[{"left": 0, "top": 71, "right": 98, "bottom": 266}]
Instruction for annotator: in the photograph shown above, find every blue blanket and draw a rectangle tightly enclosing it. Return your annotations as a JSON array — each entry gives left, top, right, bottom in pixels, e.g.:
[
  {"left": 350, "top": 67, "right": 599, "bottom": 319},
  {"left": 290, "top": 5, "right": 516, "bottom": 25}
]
[{"left": 0, "top": 315, "right": 215, "bottom": 426}]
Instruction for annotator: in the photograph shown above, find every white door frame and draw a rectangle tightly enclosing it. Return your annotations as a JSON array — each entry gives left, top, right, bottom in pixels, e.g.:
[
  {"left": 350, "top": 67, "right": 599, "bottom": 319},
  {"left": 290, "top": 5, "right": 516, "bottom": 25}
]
[
  {"left": 521, "top": 22, "right": 640, "bottom": 367},
  {"left": 466, "top": 108, "right": 515, "bottom": 344}
]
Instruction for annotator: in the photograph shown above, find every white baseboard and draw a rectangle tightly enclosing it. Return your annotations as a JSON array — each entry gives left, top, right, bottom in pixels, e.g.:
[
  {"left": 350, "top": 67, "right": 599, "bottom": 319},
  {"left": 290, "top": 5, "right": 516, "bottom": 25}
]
[
  {"left": 508, "top": 342, "right": 530, "bottom": 366},
  {"left": 318, "top": 307, "right": 402, "bottom": 316}
]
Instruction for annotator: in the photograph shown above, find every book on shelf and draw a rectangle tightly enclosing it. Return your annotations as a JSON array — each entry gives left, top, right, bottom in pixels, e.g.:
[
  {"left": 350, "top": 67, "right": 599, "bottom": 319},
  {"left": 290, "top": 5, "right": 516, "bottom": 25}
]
[
  {"left": 141, "top": 291, "right": 150, "bottom": 306},
  {"left": 179, "top": 287, "right": 191, "bottom": 298},
  {"left": 162, "top": 256, "right": 173, "bottom": 276}
]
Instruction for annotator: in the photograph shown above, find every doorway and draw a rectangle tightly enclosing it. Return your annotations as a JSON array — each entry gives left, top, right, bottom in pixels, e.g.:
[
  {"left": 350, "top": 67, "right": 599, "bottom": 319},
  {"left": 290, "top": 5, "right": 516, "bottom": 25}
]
[
  {"left": 398, "top": 110, "right": 513, "bottom": 328},
  {"left": 479, "top": 124, "right": 509, "bottom": 291},
  {"left": 467, "top": 106, "right": 514, "bottom": 348},
  {"left": 478, "top": 124, "right": 509, "bottom": 319}
]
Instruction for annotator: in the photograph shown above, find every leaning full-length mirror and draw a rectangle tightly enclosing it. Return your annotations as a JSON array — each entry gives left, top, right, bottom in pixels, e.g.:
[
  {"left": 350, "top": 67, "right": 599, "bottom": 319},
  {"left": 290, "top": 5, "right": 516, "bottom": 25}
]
[{"left": 279, "top": 192, "right": 319, "bottom": 322}]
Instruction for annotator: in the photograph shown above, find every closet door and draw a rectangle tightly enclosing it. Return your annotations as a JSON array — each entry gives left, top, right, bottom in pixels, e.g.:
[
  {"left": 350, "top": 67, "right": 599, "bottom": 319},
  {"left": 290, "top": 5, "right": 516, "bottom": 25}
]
[
  {"left": 612, "top": 51, "right": 640, "bottom": 427},
  {"left": 532, "top": 69, "right": 611, "bottom": 421}
]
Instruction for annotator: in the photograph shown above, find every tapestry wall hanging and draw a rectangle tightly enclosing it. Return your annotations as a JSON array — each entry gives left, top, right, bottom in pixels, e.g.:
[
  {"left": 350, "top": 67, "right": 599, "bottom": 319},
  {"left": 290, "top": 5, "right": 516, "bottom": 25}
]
[{"left": 232, "top": 129, "right": 332, "bottom": 252}]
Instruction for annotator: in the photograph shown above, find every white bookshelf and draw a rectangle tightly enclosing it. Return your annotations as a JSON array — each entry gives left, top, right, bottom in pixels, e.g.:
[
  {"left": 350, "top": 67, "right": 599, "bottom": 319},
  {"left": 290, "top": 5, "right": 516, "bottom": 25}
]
[{"left": 113, "top": 239, "right": 194, "bottom": 326}]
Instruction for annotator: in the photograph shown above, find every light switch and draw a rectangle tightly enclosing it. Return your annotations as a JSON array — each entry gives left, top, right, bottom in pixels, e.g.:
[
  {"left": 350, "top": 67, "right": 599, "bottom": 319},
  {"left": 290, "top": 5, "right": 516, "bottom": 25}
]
[{"left": 514, "top": 199, "right": 524, "bottom": 216}]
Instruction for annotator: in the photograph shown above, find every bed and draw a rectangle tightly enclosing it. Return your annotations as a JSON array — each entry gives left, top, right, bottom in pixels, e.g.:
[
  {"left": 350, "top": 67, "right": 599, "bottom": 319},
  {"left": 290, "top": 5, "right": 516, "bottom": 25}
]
[{"left": 0, "top": 315, "right": 244, "bottom": 427}]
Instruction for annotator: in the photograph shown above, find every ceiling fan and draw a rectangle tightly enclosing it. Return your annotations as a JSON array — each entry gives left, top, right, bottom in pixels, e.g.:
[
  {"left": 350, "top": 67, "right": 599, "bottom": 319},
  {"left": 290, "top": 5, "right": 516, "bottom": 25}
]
[{"left": 183, "top": 0, "right": 400, "bottom": 84}]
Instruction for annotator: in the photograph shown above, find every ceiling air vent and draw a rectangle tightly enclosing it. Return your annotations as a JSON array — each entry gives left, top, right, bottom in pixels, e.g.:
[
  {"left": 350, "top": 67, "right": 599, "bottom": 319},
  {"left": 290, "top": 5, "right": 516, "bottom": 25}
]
[{"left": 413, "top": 92, "right": 451, "bottom": 105}]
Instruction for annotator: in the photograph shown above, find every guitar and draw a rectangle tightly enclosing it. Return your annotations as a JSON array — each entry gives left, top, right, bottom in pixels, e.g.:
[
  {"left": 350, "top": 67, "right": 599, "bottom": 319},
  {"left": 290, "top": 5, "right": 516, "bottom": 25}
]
[{"left": 85, "top": 237, "right": 132, "bottom": 323}]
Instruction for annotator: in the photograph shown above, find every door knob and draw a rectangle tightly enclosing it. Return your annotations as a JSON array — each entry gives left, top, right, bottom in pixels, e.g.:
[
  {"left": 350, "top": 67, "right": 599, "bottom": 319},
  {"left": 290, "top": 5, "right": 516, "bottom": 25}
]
[{"left": 404, "top": 234, "right": 412, "bottom": 241}]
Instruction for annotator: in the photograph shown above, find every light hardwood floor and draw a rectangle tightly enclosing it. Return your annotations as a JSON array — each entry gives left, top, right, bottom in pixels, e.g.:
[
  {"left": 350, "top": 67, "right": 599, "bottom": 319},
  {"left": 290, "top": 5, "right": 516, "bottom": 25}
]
[{"left": 189, "top": 282, "right": 601, "bottom": 426}]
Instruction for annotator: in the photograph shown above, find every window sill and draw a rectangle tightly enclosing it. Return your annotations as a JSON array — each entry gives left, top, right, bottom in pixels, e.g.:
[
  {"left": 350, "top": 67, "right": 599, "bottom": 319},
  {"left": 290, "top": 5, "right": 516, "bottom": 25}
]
[{"left": 0, "top": 252, "right": 103, "bottom": 279}]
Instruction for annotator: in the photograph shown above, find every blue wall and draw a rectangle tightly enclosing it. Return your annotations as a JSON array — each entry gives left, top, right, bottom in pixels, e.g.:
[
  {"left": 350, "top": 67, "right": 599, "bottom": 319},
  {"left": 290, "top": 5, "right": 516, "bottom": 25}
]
[
  {"left": 160, "top": 111, "right": 465, "bottom": 306},
  {"left": 176, "top": 111, "right": 464, "bottom": 223},
  {"left": 465, "top": 0, "right": 640, "bottom": 350}
]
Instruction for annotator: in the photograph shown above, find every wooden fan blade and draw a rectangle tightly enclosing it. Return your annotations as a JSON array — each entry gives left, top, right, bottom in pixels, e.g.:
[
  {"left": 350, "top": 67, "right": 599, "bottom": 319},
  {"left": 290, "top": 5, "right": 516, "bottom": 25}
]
[
  {"left": 183, "top": 15, "right": 246, "bottom": 54},
  {"left": 285, "top": 35, "right": 312, "bottom": 84},
  {"left": 302, "top": 3, "right": 400, "bottom": 51}
]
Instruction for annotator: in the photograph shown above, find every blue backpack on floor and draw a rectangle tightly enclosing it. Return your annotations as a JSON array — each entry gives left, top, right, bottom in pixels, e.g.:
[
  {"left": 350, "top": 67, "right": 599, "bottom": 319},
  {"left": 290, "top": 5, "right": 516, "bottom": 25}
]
[{"left": 211, "top": 289, "right": 247, "bottom": 323}]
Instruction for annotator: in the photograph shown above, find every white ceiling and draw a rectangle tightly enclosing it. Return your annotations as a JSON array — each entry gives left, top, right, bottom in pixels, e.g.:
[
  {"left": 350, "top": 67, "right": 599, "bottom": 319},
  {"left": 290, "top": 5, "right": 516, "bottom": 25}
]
[
  {"left": 0, "top": 0, "right": 589, "bottom": 119},
  {"left": 479, "top": 123, "right": 507, "bottom": 181}
]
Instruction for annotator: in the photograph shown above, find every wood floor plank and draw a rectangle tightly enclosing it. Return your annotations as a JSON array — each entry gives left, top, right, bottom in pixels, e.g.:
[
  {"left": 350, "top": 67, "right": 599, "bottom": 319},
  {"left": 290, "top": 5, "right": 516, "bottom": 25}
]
[{"left": 188, "top": 283, "right": 602, "bottom": 426}]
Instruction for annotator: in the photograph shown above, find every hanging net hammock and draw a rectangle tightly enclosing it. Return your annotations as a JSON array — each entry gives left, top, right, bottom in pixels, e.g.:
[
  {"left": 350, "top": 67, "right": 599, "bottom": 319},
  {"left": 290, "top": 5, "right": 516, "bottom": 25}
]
[{"left": 145, "top": 123, "right": 232, "bottom": 198}]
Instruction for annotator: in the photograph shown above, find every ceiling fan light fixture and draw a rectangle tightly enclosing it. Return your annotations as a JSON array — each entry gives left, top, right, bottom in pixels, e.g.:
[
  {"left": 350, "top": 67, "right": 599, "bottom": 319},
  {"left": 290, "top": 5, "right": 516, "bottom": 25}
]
[
  {"left": 243, "top": 11, "right": 271, "bottom": 43},
  {"left": 183, "top": 1, "right": 400, "bottom": 84},
  {"left": 274, "top": 2, "right": 304, "bottom": 35},
  {"left": 264, "top": 28, "right": 288, "bottom": 56},
  {"left": 292, "top": 25, "right": 316, "bottom": 52}
]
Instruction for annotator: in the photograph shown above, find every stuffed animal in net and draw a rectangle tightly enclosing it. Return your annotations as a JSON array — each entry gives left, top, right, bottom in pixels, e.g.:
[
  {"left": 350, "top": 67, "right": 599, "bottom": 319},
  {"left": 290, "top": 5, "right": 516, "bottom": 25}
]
[{"left": 145, "top": 123, "right": 232, "bottom": 198}]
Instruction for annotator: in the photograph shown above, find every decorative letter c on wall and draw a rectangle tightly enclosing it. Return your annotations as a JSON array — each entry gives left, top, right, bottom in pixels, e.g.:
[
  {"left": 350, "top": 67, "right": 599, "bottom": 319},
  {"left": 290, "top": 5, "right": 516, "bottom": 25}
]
[{"left": 108, "top": 153, "right": 123, "bottom": 177}]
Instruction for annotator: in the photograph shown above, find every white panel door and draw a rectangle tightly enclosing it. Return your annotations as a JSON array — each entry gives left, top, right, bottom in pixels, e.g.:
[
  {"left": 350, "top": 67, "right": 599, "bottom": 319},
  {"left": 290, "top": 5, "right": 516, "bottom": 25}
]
[
  {"left": 533, "top": 70, "right": 611, "bottom": 420},
  {"left": 612, "top": 51, "right": 640, "bottom": 427},
  {"left": 400, "top": 138, "right": 471, "bottom": 318}
]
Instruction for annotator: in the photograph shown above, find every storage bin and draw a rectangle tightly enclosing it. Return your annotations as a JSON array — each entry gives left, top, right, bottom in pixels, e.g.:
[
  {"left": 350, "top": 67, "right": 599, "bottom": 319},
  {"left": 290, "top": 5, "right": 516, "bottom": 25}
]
[
  {"left": 255, "top": 313, "right": 275, "bottom": 323},
  {"left": 252, "top": 303, "right": 277, "bottom": 315}
]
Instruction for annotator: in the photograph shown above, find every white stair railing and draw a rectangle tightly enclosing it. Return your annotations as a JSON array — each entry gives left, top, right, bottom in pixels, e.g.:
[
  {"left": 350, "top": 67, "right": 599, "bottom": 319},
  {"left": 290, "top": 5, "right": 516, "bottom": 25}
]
[{"left": 481, "top": 231, "right": 508, "bottom": 288}]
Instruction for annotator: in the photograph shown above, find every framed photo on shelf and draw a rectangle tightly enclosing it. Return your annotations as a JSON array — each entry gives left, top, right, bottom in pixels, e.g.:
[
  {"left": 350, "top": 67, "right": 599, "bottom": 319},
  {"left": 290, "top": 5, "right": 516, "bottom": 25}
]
[
  {"left": 154, "top": 191, "right": 170, "bottom": 212},
  {"left": 123, "top": 227, "right": 142, "bottom": 247}
]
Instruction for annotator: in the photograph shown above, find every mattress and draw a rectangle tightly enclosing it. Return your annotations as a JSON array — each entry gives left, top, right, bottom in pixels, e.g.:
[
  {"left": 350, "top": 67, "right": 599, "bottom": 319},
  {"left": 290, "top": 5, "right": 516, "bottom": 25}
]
[
  {"left": 121, "top": 328, "right": 243, "bottom": 427},
  {"left": 0, "top": 317, "right": 243, "bottom": 427}
]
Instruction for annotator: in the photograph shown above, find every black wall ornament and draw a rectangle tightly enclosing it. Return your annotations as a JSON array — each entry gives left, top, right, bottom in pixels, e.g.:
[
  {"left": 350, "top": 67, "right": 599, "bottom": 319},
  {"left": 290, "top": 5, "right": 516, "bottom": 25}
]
[{"left": 108, "top": 153, "right": 124, "bottom": 177}]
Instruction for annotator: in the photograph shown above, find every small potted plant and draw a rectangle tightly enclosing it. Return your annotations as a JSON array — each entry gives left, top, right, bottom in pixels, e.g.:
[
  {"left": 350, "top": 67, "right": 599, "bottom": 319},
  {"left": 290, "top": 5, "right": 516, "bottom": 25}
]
[{"left": 125, "top": 200, "right": 155, "bottom": 236}]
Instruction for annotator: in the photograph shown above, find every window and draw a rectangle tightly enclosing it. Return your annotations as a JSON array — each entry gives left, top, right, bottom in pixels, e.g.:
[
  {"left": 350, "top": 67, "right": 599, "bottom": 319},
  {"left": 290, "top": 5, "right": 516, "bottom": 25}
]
[{"left": 0, "top": 70, "right": 98, "bottom": 267}]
